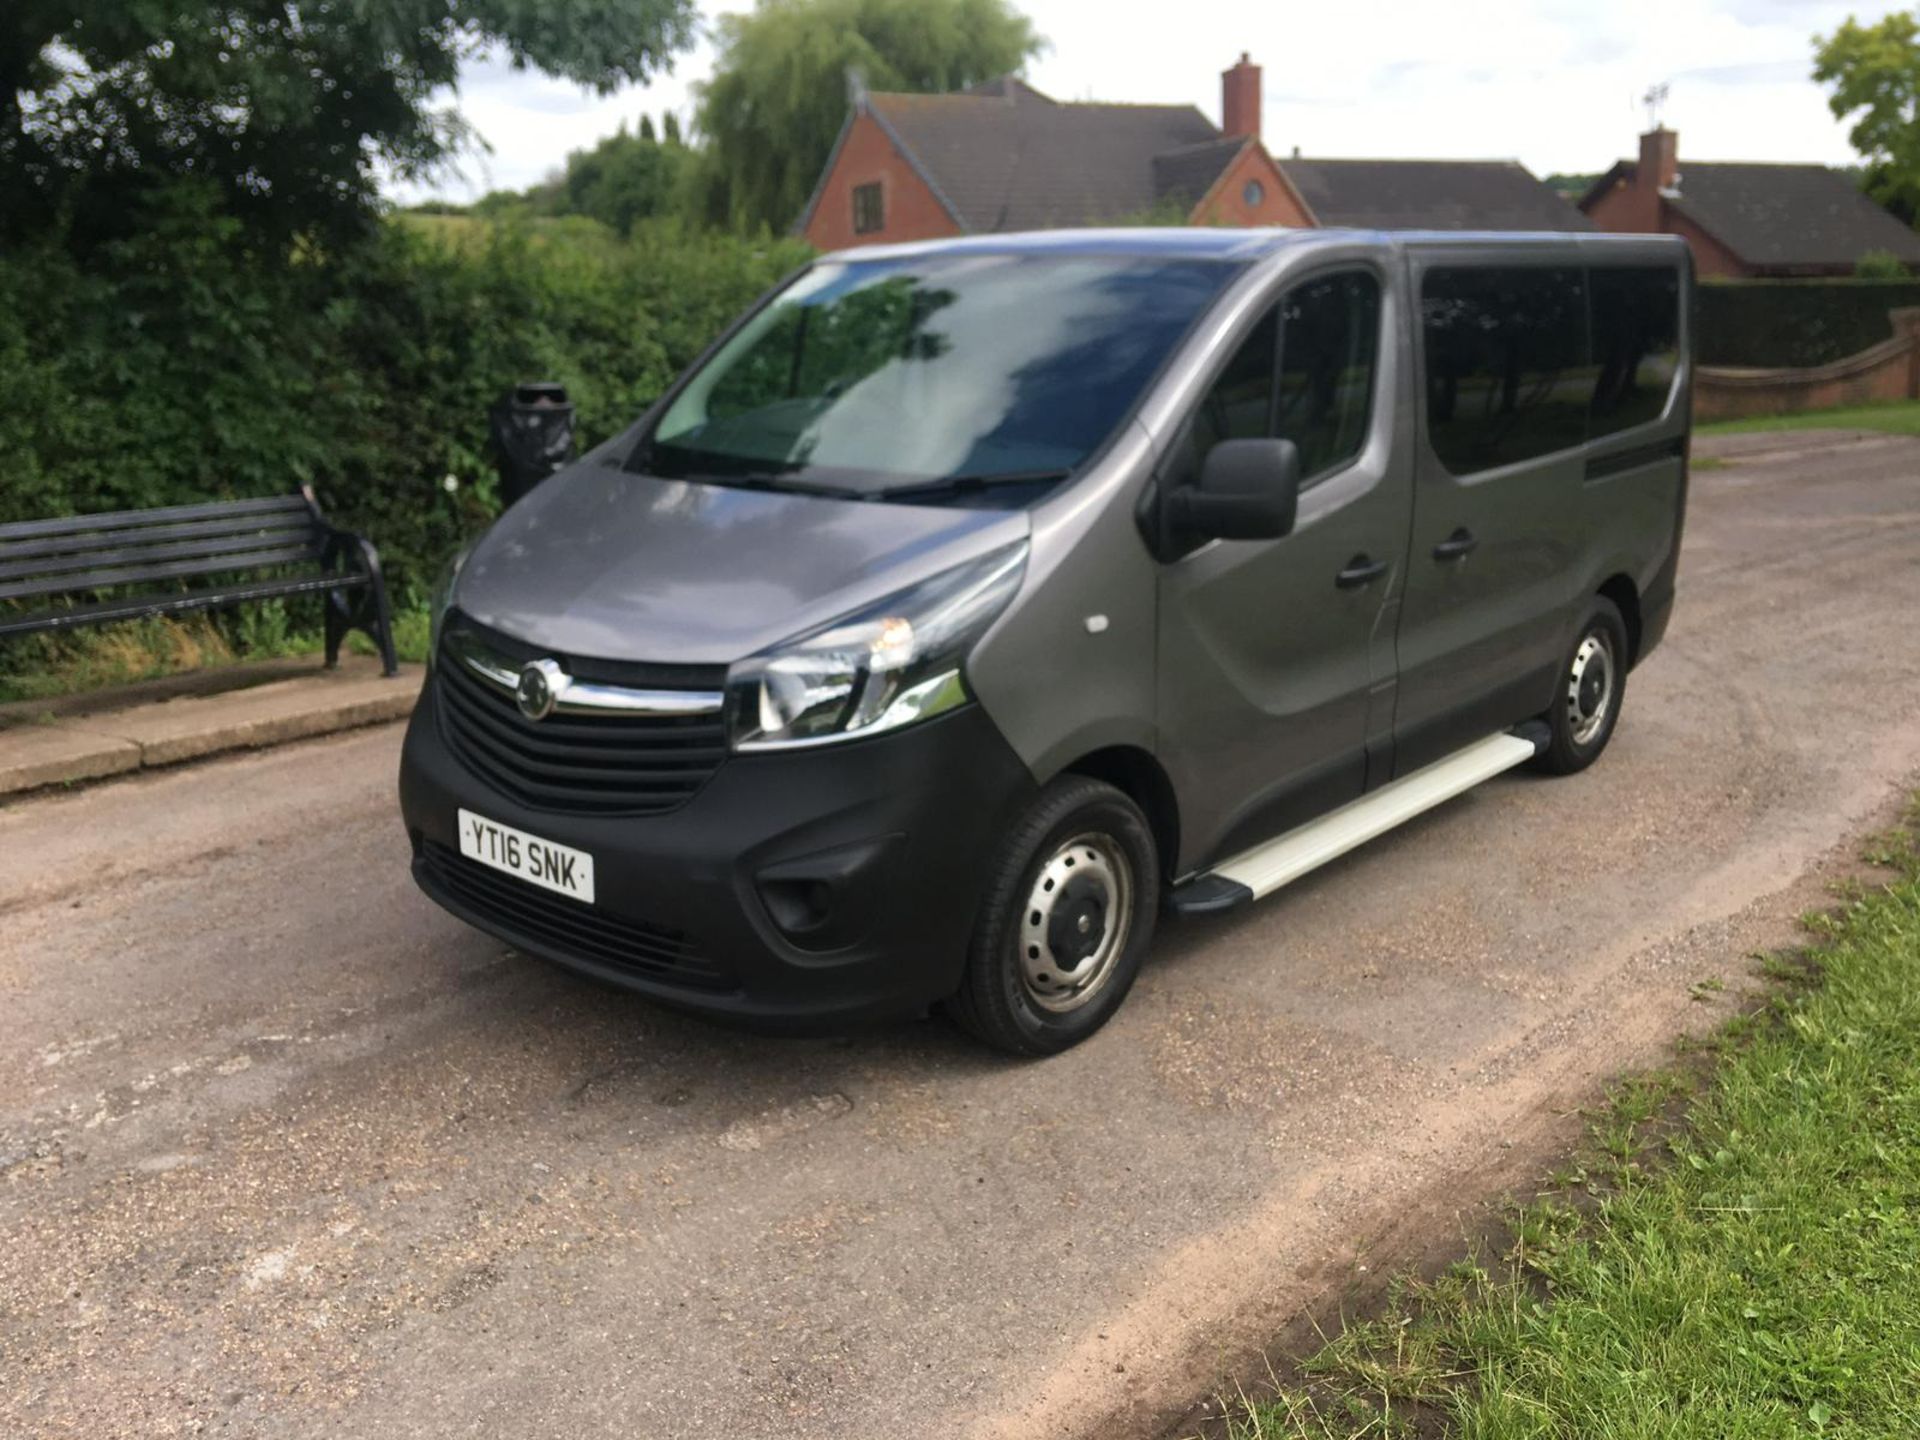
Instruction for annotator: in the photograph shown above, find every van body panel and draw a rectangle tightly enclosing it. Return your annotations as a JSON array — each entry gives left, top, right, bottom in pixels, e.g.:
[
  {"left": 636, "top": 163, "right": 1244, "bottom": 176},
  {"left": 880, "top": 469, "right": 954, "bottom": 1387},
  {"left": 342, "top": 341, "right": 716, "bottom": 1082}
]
[
  {"left": 455, "top": 463, "right": 1027, "bottom": 666},
  {"left": 1391, "top": 234, "right": 1691, "bottom": 772},
  {"left": 1149, "top": 244, "right": 1415, "bottom": 874},
  {"left": 965, "top": 421, "right": 1163, "bottom": 782}
]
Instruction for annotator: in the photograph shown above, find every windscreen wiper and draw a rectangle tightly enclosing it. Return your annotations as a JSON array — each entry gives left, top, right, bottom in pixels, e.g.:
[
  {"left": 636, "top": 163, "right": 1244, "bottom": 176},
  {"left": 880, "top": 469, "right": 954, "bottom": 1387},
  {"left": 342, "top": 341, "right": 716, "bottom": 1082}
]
[
  {"left": 681, "top": 471, "right": 870, "bottom": 502},
  {"left": 877, "top": 469, "right": 1073, "bottom": 503}
]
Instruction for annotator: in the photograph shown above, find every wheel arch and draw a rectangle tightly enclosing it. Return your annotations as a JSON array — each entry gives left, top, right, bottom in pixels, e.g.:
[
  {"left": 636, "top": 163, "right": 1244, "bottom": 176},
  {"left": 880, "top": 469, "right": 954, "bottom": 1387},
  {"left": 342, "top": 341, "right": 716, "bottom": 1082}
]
[
  {"left": 1057, "top": 745, "right": 1180, "bottom": 886},
  {"left": 1596, "top": 572, "right": 1643, "bottom": 665}
]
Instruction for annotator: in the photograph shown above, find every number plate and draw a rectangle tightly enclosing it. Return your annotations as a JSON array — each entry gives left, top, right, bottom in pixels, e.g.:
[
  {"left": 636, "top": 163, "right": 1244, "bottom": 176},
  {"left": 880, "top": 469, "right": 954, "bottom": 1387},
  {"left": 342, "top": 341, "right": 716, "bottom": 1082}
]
[{"left": 456, "top": 808, "right": 596, "bottom": 904}]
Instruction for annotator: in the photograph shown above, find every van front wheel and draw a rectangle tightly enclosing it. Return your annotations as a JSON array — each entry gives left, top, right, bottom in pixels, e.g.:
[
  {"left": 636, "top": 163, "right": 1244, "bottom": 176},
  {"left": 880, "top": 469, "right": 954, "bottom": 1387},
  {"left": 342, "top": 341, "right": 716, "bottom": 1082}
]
[
  {"left": 945, "top": 776, "right": 1158, "bottom": 1056},
  {"left": 1533, "top": 596, "right": 1628, "bottom": 775}
]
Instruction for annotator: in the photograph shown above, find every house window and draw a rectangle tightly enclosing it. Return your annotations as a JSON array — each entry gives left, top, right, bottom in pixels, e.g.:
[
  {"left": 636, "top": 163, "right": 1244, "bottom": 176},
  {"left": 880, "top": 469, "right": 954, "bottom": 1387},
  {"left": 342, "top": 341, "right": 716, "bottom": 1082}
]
[
  {"left": 1243, "top": 179, "right": 1265, "bottom": 208},
  {"left": 852, "top": 182, "right": 884, "bottom": 235}
]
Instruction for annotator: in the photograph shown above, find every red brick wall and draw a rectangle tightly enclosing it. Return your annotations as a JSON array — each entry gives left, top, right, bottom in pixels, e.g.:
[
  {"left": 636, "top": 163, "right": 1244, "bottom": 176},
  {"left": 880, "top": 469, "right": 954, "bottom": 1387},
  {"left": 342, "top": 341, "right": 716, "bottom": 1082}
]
[
  {"left": 1193, "top": 146, "right": 1313, "bottom": 228},
  {"left": 801, "top": 112, "right": 962, "bottom": 252}
]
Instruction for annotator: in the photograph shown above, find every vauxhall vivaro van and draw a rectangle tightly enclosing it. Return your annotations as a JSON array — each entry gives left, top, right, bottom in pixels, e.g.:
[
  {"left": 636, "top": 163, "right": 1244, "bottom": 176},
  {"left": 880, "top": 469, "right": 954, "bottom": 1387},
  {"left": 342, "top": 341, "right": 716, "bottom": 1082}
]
[{"left": 400, "top": 227, "right": 1690, "bottom": 1054}]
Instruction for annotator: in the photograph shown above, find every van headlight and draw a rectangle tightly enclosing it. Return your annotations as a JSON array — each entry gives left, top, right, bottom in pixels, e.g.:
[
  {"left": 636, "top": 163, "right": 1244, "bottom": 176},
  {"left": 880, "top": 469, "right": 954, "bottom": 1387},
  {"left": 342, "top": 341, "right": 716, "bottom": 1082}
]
[{"left": 728, "top": 541, "right": 1028, "bottom": 751}]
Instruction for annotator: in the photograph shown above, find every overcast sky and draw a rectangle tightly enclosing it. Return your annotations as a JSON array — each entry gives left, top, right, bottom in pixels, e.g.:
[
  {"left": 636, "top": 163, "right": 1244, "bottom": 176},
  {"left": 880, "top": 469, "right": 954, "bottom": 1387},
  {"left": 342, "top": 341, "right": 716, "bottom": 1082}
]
[{"left": 392, "top": 0, "right": 1897, "bottom": 205}]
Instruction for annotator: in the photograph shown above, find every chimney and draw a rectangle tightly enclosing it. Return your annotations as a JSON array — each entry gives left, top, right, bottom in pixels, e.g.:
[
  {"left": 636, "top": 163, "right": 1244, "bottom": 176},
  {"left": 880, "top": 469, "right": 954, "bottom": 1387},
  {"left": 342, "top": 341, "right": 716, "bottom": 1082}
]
[
  {"left": 1639, "top": 126, "right": 1678, "bottom": 193},
  {"left": 1222, "top": 52, "right": 1261, "bottom": 142}
]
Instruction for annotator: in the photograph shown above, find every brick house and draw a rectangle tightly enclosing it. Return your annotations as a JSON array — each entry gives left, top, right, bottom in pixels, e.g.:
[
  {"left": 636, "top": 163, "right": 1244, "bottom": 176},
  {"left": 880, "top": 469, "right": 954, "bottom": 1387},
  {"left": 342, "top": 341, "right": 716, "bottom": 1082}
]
[
  {"left": 797, "top": 55, "right": 1588, "bottom": 250},
  {"left": 1579, "top": 127, "right": 1920, "bottom": 277}
]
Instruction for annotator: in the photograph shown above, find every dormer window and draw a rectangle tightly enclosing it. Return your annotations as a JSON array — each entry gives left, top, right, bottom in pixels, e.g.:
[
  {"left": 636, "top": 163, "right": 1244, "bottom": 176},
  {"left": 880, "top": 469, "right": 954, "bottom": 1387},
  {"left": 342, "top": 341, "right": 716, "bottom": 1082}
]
[{"left": 853, "top": 182, "right": 884, "bottom": 235}]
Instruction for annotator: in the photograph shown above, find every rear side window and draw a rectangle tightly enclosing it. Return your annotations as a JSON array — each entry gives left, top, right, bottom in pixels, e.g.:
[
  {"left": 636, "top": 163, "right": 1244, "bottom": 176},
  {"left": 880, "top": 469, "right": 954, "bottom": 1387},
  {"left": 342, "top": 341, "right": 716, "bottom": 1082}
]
[
  {"left": 1589, "top": 266, "right": 1681, "bottom": 439},
  {"left": 1421, "top": 261, "right": 1682, "bottom": 476},
  {"left": 1422, "top": 267, "right": 1593, "bottom": 475},
  {"left": 1182, "top": 269, "right": 1381, "bottom": 487}
]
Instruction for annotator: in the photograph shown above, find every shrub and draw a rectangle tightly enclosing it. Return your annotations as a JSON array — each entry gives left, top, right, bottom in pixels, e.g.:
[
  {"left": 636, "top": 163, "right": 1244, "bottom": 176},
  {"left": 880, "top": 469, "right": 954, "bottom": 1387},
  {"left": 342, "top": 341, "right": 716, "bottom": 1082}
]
[
  {"left": 1695, "top": 278, "right": 1920, "bottom": 368},
  {"left": 1855, "top": 249, "right": 1910, "bottom": 279},
  {"left": 0, "top": 189, "right": 810, "bottom": 601}
]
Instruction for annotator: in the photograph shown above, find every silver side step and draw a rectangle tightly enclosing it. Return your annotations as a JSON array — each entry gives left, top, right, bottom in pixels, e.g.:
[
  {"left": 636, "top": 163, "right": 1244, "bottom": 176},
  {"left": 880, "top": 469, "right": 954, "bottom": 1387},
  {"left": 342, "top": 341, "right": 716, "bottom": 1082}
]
[{"left": 1170, "top": 730, "right": 1542, "bottom": 916}]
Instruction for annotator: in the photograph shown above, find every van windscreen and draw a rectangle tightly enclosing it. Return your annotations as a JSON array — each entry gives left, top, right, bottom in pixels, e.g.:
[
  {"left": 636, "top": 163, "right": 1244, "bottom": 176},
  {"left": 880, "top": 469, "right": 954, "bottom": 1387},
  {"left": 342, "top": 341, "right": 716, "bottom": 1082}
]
[{"left": 639, "top": 254, "right": 1242, "bottom": 503}]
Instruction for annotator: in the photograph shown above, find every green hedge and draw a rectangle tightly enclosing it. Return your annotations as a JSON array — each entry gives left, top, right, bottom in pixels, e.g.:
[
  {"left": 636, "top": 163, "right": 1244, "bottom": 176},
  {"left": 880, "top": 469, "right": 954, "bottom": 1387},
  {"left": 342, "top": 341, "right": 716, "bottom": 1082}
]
[
  {"left": 1696, "top": 279, "right": 1920, "bottom": 369},
  {"left": 0, "top": 188, "right": 810, "bottom": 605}
]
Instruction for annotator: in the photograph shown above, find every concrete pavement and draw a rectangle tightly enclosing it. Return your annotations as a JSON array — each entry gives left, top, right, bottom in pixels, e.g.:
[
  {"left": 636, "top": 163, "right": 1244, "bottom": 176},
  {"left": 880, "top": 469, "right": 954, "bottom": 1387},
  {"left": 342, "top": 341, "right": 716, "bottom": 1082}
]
[
  {"left": 0, "top": 656, "right": 420, "bottom": 797},
  {"left": 3, "top": 431, "right": 1919, "bottom": 1440}
]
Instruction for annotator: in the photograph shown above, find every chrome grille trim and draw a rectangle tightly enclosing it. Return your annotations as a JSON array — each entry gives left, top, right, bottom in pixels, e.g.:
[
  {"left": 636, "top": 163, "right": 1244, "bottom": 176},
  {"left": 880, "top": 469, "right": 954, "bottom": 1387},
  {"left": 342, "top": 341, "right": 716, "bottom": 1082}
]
[{"left": 446, "top": 628, "right": 725, "bottom": 718}]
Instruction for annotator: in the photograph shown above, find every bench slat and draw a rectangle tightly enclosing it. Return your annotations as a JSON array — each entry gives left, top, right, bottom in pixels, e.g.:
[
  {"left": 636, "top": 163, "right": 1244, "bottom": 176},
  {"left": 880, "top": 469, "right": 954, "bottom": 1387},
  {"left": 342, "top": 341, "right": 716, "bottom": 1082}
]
[
  {"left": 0, "top": 526, "right": 322, "bottom": 583},
  {"left": 0, "top": 511, "right": 318, "bottom": 564},
  {"left": 0, "top": 572, "right": 367, "bottom": 636},
  {"left": 0, "top": 543, "right": 324, "bottom": 602},
  {"left": 0, "top": 494, "right": 311, "bottom": 542}
]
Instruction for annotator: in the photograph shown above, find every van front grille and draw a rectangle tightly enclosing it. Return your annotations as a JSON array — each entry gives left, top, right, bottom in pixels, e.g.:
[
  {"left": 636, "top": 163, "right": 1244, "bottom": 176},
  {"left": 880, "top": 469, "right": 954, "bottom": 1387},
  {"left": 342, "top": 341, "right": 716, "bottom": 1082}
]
[
  {"left": 417, "top": 842, "right": 735, "bottom": 992},
  {"left": 433, "top": 642, "right": 728, "bottom": 817}
]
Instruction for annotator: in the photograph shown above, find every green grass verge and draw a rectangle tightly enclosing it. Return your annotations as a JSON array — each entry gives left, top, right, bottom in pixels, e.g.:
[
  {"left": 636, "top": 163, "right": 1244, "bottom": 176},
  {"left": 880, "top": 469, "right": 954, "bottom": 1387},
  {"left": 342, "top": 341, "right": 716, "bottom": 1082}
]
[
  {"left": 0, "top": 600, "right": 432, "bottom": 705},
  {"left": 1230, "top": 813, "right": 1920, "bottom": 1439},
  {"left": 1699, "top": 398, "right": 1920, "bottom": 437}
]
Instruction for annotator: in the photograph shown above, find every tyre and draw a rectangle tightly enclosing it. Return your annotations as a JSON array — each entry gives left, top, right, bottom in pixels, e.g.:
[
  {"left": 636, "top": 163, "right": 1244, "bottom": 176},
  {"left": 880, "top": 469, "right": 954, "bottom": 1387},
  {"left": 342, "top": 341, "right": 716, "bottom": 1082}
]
[
  {"left": 1532, "top": 595, "right": 1629, "bottom": 775},
  {"left": 944, "top": 775, "right": 1159, "bottom": 1056}
]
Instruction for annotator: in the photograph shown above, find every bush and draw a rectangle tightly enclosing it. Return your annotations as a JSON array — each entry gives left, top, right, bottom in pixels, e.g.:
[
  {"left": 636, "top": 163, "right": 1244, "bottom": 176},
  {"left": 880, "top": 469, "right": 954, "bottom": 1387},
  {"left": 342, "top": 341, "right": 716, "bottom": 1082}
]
[
  {"left": 1696, "top": 278, "right": 1920, "bottom": 368},
  {"left": 1854, "top": 248, "right": 1911, "bottom": 280},
  {"left": 0, "top": 187, "right": 810, "bottom": 603}
]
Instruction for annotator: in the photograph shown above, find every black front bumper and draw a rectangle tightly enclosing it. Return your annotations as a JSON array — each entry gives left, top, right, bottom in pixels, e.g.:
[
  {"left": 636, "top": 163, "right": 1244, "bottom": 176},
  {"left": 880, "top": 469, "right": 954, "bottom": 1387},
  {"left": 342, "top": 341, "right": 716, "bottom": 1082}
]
[{"left": 399, "top": 676, "right": 1036, "bottom": 1029}]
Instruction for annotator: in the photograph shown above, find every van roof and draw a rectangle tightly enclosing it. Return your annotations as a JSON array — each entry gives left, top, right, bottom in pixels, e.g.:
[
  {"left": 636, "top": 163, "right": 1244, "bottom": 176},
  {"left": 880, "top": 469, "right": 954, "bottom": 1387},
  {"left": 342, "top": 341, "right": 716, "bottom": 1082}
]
[{"left": 825, "top": 227, "right": 1685, "bottom": 264}]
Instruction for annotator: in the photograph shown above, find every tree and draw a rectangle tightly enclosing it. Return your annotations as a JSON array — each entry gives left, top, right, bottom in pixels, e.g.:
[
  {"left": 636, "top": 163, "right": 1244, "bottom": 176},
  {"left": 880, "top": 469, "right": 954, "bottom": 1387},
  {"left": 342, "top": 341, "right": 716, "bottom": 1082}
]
[
  {"left": 694, "top": 0, "right": 1043, "bottom": 233},
  {"left": 1814, "top": 12, "right": 1920, "bottom": 222},
  {"left": 562, "top": 122, "right": 689, "bottom": 235},
  {"left": 2, "top": 0, "right": 699, "bottom": 251}
]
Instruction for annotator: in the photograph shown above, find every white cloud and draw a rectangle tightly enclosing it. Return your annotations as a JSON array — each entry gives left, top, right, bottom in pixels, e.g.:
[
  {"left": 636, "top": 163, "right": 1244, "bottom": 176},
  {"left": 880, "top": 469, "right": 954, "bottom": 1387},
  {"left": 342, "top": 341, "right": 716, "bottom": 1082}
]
[{"left": 389, "top": 0, "right": 1903, "bottom": 204}]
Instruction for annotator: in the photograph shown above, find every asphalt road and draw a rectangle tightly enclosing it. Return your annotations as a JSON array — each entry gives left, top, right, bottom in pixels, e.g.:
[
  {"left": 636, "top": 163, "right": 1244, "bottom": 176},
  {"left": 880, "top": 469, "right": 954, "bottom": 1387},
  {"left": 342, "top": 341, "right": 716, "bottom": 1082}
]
[{"left": 6, "top": 431, "right": 1920, "bottom": 1440}]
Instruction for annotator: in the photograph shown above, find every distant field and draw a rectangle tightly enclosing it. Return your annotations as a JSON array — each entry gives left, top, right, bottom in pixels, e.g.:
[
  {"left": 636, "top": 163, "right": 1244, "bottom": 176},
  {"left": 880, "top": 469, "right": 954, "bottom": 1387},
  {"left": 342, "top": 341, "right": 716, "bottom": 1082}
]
[{"left": 393, "top": 210, "right": 627, "bottom": 255}]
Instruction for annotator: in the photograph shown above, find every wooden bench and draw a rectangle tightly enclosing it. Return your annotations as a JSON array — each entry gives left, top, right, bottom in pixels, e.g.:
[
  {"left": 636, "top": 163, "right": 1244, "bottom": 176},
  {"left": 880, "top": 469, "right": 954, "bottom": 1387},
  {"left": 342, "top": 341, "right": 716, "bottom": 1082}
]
[{"left": 0, "top": 487, "right": 398, "bottom": 675}]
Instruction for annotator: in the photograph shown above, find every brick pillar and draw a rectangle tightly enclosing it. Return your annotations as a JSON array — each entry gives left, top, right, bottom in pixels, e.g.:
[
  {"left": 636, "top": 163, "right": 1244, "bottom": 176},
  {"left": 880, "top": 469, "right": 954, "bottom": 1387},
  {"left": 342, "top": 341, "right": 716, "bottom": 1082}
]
[{"left": 1892, "top": 307, "right": 1920, "bottom": 398}]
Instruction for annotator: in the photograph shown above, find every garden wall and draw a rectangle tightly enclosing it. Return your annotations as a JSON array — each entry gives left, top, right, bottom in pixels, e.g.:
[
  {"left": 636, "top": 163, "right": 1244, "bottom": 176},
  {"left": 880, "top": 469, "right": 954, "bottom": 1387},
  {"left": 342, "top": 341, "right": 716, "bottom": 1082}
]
[{"left": 1694, "top": 308, "right": 1920, "bottom": 423}]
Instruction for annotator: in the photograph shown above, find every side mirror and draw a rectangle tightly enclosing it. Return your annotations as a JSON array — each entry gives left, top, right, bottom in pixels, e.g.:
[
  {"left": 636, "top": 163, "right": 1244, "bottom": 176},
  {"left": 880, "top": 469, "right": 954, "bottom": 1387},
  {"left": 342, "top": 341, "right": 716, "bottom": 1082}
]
[{"left": 1166, "top": 438, "right": 1301, "bottom": 541}]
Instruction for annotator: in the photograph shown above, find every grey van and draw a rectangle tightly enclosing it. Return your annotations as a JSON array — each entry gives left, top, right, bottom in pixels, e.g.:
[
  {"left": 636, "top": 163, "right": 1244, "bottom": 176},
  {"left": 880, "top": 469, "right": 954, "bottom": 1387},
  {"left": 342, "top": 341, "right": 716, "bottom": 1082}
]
[{"left": 400, "top": 227, "right": 1690, "bottom": 1054}]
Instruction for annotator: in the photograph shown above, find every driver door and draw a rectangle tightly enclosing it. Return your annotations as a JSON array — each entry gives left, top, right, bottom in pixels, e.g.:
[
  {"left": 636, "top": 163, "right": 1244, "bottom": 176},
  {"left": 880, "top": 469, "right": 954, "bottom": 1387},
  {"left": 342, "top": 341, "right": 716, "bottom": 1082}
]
[{"left": 1155, "top": 264, "right": 1411, "bottom": 876}]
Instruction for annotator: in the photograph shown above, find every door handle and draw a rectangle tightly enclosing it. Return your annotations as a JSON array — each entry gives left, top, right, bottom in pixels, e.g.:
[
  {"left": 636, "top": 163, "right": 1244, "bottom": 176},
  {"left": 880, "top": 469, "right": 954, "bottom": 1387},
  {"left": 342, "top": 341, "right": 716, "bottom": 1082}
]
[
  {"left": 1335, "top": 554, "right": 1391, "bottom": 589},
  {"left": 1432, "top": 527, "right": 1478, "bottom": 561}
]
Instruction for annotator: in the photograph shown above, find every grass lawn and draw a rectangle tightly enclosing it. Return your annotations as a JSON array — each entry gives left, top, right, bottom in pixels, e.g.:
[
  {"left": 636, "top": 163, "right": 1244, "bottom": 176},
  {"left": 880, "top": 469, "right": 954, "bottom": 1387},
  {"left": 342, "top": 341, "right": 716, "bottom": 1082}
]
[
  {"left": 1230, "top": 812, "right": 1920, "bottom": 1439},
  {"left": 1700, "top": 398, "right": 1920, "bottom": 437}
]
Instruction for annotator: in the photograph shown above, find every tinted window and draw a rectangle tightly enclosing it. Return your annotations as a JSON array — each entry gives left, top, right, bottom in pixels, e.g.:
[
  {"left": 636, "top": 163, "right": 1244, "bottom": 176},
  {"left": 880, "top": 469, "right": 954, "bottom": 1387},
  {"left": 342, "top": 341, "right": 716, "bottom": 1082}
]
[
  {"left": 647, "top": 254, "right": 1240, "bottom": 499},
  {"left": 1276, "top": 272, "right": 1379, "bottom": 479},
  {"left": 1182, "top": 270, "right": 1380, "bottom": 486},
  {"left": 1422, "top": 267, "right": 1594, "bottom": 475},
  {"left": 1589, "top": 266, "right": 1681, "bottom": 438},
  {"left": 1190, "top": 308, "right": 1278, "bottom": 455}
]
